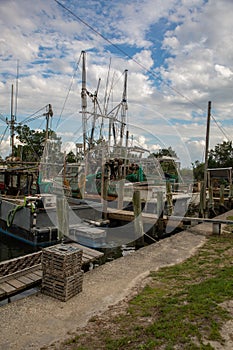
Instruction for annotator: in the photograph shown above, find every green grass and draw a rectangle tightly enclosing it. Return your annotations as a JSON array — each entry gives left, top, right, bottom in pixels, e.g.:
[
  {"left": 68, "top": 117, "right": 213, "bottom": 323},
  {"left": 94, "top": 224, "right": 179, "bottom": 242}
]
[{"left": 55, "top": 229, "right": 233, "bottom": 350}]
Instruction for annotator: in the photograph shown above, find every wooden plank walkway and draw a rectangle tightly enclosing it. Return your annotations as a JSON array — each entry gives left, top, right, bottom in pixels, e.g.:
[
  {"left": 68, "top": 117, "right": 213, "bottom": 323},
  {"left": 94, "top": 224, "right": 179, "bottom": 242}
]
[
  {"left": 0, "top": 243, "right": 103, "bottom": 302},
  {"left": 0, "top": 265, "right": 42, "bottom": 301},
  {"left": 107, "top": 208, "right": 233, "bottom": 226}
]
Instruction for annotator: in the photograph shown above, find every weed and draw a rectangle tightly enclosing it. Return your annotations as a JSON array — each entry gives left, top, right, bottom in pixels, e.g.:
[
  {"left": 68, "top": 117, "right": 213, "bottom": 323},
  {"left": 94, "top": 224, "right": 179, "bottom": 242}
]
[{"left": 56, "top": 233, "right": 233, "bottom": 349}]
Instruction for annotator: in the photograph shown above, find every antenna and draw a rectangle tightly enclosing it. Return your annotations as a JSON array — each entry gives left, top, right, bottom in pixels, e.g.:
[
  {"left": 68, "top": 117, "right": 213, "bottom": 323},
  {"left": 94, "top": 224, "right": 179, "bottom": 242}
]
[{"left": 14, "top": 59, "right": 19, "bottom": 120}]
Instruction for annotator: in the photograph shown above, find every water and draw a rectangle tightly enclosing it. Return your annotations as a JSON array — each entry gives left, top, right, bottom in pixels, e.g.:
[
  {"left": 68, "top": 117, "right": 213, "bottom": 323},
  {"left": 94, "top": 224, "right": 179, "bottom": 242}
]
[
  {"left": 0, "top": 232, "right": 37, "bottom": 263},
  {"left": 0, "top": 219, "right": 152, "bottom": 263},
  {"left": 0, "top": 225, "right": 141, "bottom": 264}
]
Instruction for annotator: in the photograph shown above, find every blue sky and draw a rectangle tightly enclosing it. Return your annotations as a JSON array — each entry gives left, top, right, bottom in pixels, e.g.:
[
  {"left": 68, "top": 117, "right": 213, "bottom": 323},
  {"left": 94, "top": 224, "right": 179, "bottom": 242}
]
[{"left": 0, "top": 0, "right": 233, "bottom": 167}]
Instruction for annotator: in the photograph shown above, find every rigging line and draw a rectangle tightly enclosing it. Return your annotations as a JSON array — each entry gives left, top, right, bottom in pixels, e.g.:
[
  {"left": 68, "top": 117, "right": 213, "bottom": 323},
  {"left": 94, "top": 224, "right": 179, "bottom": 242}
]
[
  {"left": 20, "top": 128, "right": 41, "bottom": 160},
  {"left": 103, "top": 57, "right": 112, "bottom": 115},
  {"left": 54, "top": 0, "right": 207, "bottom": 114},
  {"left": 20, "top": 113, "right": 46, "bottom": 125},
  {"left": 20, "top": 105, "right": 48, "bottom": 124},
  {"left": 105, "top": 70, "right": 124, "bottom": 100},
  {"left": 56, "top": 53, "right": 82, "bottom": 129},
  {"left": 0, "top": 113, "right": 7, "bottom": 123},
  {"left": 210, "top": 114, "right": 231, "bottom": 141},
  {"left": 105, "top": 71, "right": 117, "bottom": 114},
  {"left": 0, "top": 126, "right": 9, "bottom": 146},
  {"left": 38, "top": 118, "right": 45, "bottom": 130}
]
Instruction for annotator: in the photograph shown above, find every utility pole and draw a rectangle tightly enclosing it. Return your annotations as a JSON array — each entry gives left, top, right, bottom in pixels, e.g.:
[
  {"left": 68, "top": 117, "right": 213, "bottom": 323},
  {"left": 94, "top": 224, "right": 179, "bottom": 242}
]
[{"left": 203, "top": 101, "right": 211, "bottom": 216}]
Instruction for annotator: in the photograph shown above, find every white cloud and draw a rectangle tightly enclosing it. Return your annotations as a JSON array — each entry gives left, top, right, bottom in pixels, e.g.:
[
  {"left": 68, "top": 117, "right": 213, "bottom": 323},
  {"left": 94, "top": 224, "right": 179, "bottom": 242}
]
[
  {"left": 61, "top": 141, "right": 76, "bottom": 154},
  {"left": 0, "top": 136, "right": 11, "bottom": 158},
  {"left": 215, "top": 64, "right": 233, "bottom": 79},
  {"left": 0, "top": 0, "right": 232, "bottom": 168},
  {"left": 150, "top": 144, "right": 161, "bottom": 152}
]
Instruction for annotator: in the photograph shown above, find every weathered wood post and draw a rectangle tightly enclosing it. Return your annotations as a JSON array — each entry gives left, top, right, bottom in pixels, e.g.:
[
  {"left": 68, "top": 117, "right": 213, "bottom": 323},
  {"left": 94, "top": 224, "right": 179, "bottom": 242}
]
[
  {"left": 102, "top": 162, "right": 110, "bottom": 220},
  {"left": 219, "top": 184, "right": 225, "bottom": 205},
  {"left": 133, "top": 189, "right": 144, "bottom": 244},
  {"left": 157, "top": 191, "right": 164, "bottom": 237},
  {"left": 117, "top": 179, "right": 125, "bottom": 210},
  {"left": 208, "top": 186, "right": 216, "bottom": 218},
  {"left": 78, "top": 173, "right": 86, "bottom": 199},
  {"left": 166, "top": 182, "right": 173, "bottom": 216},
  {"left": 56, "top": 196, "right": 69, "bottom": 242},
  {"left": 117, "top": 162, "right": 124, "bottom": 210},
  {"left": 219, "top": 184, "right": 226, "bottom": 213},
  {"left": 199, "top": 181, "right": 205, "bottom": 218},
  {"left": 228, "top": 184, "right": 233, "bottom": 209}
]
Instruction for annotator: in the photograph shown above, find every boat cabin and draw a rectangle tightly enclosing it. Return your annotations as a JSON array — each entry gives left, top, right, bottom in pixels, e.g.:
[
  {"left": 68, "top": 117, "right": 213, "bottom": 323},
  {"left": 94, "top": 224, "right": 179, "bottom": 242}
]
[{"left": 0, "top": 167, "right": 38, "bottom": 196}]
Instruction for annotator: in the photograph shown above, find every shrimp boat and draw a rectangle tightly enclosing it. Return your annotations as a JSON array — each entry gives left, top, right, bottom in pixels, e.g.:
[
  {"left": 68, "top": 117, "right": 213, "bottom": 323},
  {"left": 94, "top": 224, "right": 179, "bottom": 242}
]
[
  {"left": 0, "top": 82, "right": 104, "bottom": 248},
  {"left": 0, "top": 51, "right": 191, "bottom": 247},
  {"left": 0, "top": 162, "right": 104, "bottom": 247},
  {"left": 44, "top": 51, "right": 191, "bottom": 222},
  {"left": 70, "top": 51, "right": 191, "bottom": 217}
]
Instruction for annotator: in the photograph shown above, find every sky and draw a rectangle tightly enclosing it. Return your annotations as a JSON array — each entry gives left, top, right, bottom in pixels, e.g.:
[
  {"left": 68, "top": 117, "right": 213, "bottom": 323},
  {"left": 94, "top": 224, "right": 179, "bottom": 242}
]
[{"left": 0, "top": 0, "right": 233, "bottom": 168}]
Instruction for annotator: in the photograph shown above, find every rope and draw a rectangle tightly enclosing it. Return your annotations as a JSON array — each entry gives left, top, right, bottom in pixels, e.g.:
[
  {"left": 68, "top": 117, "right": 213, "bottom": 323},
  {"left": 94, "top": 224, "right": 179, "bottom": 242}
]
[
  {"left": 7, "top": 204, "right": 24, "bottom": 227},
  {"left": 6, "top": 197, "right": 34, "bottom": 227}
]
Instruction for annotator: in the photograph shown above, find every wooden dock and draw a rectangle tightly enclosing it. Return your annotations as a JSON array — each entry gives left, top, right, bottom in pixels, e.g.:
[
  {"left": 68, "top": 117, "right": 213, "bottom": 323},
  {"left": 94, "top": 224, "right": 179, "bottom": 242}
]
[
  {"left": 107, "top": 207, "right": 233, "bottom": 233},
  {"left": 0, "top": 244, "right": 103, "bottom": 302},
  {"left": 107, "top": 207, "right": 159, "bottom": 224}
]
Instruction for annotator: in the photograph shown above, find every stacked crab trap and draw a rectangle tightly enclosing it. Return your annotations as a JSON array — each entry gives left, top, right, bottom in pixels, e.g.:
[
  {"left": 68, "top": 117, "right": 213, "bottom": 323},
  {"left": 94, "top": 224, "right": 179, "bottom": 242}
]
[{"left": 41, "top": 244, "right": 83, "bottom": 301}]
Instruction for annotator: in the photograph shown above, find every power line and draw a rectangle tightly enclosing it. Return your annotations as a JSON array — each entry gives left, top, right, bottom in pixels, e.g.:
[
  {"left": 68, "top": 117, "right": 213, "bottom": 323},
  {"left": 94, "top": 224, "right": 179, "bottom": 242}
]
[
  {"left": 20, "top": 105, "right": 48, "bottom": 125},
  {"left": 0, "top": 126, "right": 9, "bottom": 147},
  {"left": 54, "top": 0, "right": 232, "bottom": 144},
  {"left": 56, "top": 52, "right": 82, "bottom": 129},
  {"left": 54, "top": 0, "right": 206, "bottom": 113},
  {"left": 210, "top": 114, "right": 231, "bottom": 142}
]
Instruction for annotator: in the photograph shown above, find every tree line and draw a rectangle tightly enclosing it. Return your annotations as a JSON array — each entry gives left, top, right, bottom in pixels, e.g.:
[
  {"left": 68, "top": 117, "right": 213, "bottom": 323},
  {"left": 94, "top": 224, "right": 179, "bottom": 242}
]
[
  {"left": 1, "top": 125, "right": 232, "bottom": 182},
  {"left": 193, "top": 141, "right": 233, "bottom": 181}
]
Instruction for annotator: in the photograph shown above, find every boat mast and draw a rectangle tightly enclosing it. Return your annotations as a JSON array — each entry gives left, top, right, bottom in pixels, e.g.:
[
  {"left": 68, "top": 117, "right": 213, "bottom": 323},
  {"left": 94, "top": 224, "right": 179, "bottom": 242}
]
[
  {"left": 8, "top": 61, "right": 20, "bottom": 157},
  {"left": 9, "top": 84, "right": 15, "bottom": 156},
  {"left": 203, "top": 100, "right": 211, "bottom": 216},
  {"left": 44, "top": 104, "right": 53, "bottom": 142},
  {"left": 90, "top": 78, "right": 101, "bottom": 149},
  {"left": 14, "top": 59, "right": 19, "bottom": 120},
  {"left": 120, "top": 69, "right": 128, "bottom": 147},
  {"left": 81, "top": 51, "right": 87, "bottom": 154}
]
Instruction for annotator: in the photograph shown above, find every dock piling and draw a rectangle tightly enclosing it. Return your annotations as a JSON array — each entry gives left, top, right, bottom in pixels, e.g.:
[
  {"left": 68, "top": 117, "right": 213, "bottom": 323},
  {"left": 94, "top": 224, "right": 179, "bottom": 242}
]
[
  {"left": 157, "top": 191, "right": 164, "bottom": 236},
  {"left": 133, "top": 189, "right": 144, "bottom": 243},
  {"left": 56, "top": 196, "right": 69, "bottom": 241}
]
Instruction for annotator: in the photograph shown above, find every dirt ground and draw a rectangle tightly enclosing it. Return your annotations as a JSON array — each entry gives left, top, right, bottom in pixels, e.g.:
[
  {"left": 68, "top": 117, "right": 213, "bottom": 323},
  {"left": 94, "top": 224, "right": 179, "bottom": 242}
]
[{"left": 0, "top": 210, "right": 233, "bottom": 350}]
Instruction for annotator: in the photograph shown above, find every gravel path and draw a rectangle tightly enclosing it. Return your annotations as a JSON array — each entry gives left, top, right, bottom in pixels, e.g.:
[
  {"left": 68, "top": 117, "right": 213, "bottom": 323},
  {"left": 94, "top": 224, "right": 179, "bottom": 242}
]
[{"left": 0, "top": 226, "right": 209, "bottom": 350}]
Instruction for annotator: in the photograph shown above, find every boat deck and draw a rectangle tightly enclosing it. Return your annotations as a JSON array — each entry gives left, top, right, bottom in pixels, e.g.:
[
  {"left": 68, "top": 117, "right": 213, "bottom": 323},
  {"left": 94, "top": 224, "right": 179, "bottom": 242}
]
[{"left": 0, "top": 244, "right": 103, "bottom": 302}]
